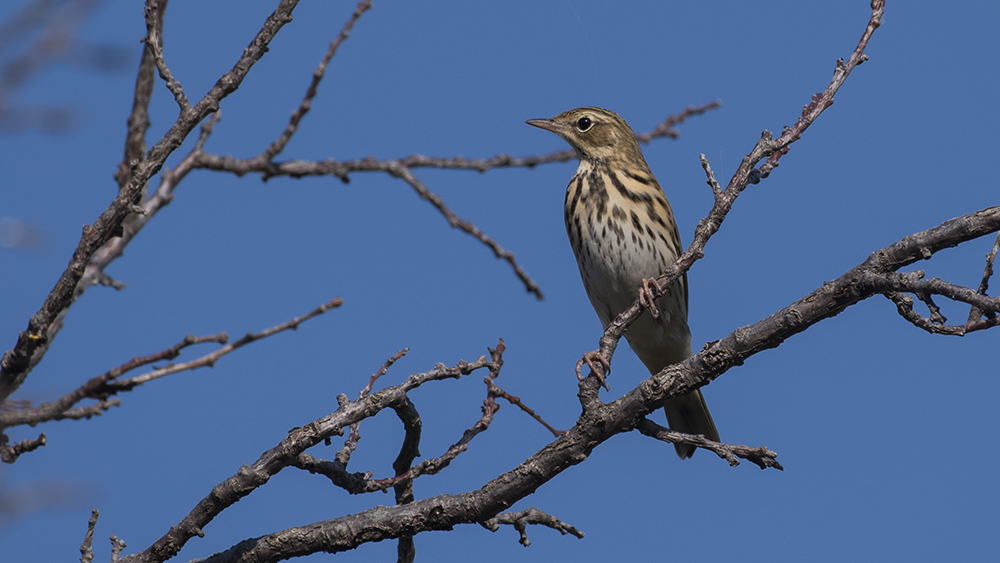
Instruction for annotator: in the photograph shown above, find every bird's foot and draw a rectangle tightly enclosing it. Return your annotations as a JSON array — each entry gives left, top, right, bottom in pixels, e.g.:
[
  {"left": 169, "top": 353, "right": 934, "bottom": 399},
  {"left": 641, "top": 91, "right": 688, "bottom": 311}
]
[
  {"left": 640, "top": 278, "right": 671, "bottom": 329},
  {"left": 576, "top": 350, "right": 611, "bottom": 391},
  {"left": 639, "top": 278, "right": 662, "bottom": 319}
]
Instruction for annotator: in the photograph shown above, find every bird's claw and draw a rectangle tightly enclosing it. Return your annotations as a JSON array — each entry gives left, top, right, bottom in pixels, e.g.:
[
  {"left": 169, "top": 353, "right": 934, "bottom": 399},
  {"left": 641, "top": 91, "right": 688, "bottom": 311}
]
[
  {"left": 641, "top": 278, "right": 672, "bottom": 329},
  {"left": 576, "top": 350, "right": 611, "bottom": 391},
  {"left": 639, "top": 278, "right": 661, "bottom": 319}
]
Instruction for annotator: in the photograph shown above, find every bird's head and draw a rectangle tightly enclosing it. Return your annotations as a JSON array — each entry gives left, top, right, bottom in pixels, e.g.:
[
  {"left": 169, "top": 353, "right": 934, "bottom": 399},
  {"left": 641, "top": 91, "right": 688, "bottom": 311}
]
[{"left": 526, "top": 106, "right": 644, "bottom": 164}]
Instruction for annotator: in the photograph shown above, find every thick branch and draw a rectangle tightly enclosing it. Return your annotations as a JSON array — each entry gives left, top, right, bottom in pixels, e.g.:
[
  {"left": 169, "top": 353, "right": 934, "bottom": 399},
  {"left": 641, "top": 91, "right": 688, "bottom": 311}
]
[{"left": 177, "top": 207, "right": 1000, "bottom": 562}]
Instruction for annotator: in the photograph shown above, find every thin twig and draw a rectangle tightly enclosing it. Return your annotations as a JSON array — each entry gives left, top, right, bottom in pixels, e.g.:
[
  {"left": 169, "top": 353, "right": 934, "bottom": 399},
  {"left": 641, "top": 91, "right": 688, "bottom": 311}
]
[
  {"left": 0, "top": 334, "right": 225, "bottom": 429},
  {"left": 867, "top": 270, "right": 1000, "bottom": 315},
  {"left": 481, "top": 507, "right": 585, "bottom": 546},
  {"left": 636, "top": 419, "right": 782, "bottom": 470},
  {"left": 493, "top": 385, "right": 563, "bottom": 438},
  {"left": 114, "top": 0, "right": 160, "bottom": 189},
  {"left": 142, "top": 0, "right": 189, "bottom": 111},
  {"left": 290, "top": 451, "right": 369, "bottom": 494},
  {"left": 635, "top": 100, "right": 721, "bottom": 143},
  {"left": 109, "top": 298, "right": 342, "bottom": 389},
  {"left": 80, "top": 509, "right": 99, "bottom": 563},
  {"left": 0, "top": 432, "right": 46, "bottom": 463},
  {"left": 967, "top": 231, "right": 1000, "bottom": 323},
  {"left": 335, "top": 347, "right": 409, "bottom": 467},
  {"left": 263, "top": 0, "right": 371, "bottom": 161},
  {"left": 699, "top": 153, "right": 722, "bottom": 197},
  {"left": 110, "top": 535, "right": 127, "bottom": 562},
  {"left": 758, "top": 1, "right": 884, "bottom": 177},
  {"left": 389, "top": 164, "right": 544, "bottom": 299},
  {"left": 361, "top": 348, "right": 409, "bottom": 398},
  {"left": 1, "top": 299, "right": 339, "bottom": 436}
]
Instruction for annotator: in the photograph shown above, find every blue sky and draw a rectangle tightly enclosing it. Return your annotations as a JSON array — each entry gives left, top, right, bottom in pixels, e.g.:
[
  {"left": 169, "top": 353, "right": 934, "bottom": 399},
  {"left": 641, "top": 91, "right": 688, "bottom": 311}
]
[{"left": 1, "top": 1, "right": 997, "bottom": 561}]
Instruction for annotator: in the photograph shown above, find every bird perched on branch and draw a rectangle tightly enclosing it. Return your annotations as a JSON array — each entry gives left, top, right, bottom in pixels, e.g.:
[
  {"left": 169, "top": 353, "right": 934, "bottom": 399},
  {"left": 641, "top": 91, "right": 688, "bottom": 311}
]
[{"left": 526, "top": 106, "right": 719, "bottom": 458}]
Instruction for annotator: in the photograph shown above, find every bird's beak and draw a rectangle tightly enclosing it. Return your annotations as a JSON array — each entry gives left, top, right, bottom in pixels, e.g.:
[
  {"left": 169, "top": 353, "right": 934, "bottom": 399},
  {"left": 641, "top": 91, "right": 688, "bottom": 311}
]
[{"left": 525, "top": 117, "right": 568, "bottom": 135}]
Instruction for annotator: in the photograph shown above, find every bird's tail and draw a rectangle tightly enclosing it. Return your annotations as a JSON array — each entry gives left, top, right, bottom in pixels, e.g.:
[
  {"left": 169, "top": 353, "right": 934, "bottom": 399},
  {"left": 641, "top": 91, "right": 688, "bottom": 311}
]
[{"left": 662, "top": 389, "right": 719, "bottom": 459}]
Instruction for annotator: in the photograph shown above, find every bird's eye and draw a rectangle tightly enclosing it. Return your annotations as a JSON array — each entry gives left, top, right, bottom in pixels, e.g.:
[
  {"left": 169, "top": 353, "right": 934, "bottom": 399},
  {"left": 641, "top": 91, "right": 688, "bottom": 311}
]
[{"left": 576, "top": 117, "right": 593, "bottom": 131}]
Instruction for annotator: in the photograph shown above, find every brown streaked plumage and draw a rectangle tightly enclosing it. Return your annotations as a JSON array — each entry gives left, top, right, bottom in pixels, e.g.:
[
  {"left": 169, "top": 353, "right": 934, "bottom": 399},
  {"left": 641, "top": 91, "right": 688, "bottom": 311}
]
[{"left": 527, "top": 107, "right": 719, "bottom": 459}]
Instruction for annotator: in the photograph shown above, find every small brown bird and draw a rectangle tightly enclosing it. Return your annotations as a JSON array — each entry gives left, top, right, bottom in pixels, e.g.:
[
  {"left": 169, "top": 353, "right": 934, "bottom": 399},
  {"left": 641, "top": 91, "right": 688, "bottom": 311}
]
[{"left": 527, "top": 107, "right": 719, "bottom": 458}]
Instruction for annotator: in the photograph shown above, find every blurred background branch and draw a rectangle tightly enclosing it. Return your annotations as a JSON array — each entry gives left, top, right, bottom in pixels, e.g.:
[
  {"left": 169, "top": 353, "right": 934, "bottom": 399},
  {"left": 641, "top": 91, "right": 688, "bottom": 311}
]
[{"left": 0, "top": 0, "right": 130, "bottom": 133}]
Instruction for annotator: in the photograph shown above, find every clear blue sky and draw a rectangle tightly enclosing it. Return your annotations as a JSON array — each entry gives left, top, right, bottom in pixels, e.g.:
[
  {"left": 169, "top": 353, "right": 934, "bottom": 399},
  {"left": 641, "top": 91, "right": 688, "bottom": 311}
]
[{"left": 2, "top": 1, "right": 997, "bottom": 561}]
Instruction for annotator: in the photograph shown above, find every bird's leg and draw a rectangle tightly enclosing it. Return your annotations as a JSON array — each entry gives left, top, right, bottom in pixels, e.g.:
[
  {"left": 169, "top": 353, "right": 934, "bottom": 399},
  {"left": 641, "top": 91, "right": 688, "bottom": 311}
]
[{"left": 576, "top": 350, "right": 611, "bottom": 391}]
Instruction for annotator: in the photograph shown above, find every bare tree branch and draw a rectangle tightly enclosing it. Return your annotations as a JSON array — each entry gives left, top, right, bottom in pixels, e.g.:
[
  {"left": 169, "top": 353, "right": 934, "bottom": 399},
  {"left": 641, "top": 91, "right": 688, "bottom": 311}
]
[
  {"left": 636, "top": 419, "right": 782, "bottom": 470},
  {"left": 109, "top": 297, "right": 342, "bottom": 390},
  {"left": 187, "top": 97, "right": 720, "bottom": 302},
  {"left": 0, "top": 0, "right": 304, "bottom": 404},
  {"left": 481, "top": 507, "right": 585, "bottom": 547},
  {"left": 0, "top": 0, "right": 118, "bottom": 132},
  {"left": 289, "top": 451, "right": 370, "bottom": 493},
  {"left": 493, "top": 385, "right": 564, "bottom": 438},
  {"left": 110, "top": 534, "right": 127, "bottom": 562},
  {"left": 119, "top": 349, "right": 500, "bottom": 563},
  {"left": 0, "top": 298, "right": 342, "bottom": 459},
  {"left": 290, "top": 348, "right": 412, "bottom": 495},
  {"left": 388, "top": 164, "right": 544, "bottom": 299},
  {"left": 967, "top": 231, "right": 1000, "bottom": 323},
  {"left": 1, "top": 332, "right": 224, "bottom": 429},
  {"left": 390, "top": 395, "right": 420, "bottom": 563},
  {"left": 331, "top": 347, "right": 411, "bottom": 468},
  {"left": 369, "top": 341, "right": 505, "bottom": 492},
  {"left": 651, "top": 207, "right": 1000, "bottom": 406},
  {"left": 295, "top": 342, "right": 507, "bottom": 499},
  {"left": 172, "top": 206, "right": 999, "bottom": 563},
  {"left": 0, "top": 432, "right": 45, "bottom": 464},
  {"left": 635, "top": 100, "right": 722, "bottom": 143},
  {"left": 263, "top": 0, "right": 371, "bottom": 162},
  {"left": 113, "top": 0, "right": 161, "bottom": 189},
  {"left": 80, "top": 509, "right": 99, "bottom": 563},
  {"left": 141, "top": 0, "right": 187, "bottom": 111}
]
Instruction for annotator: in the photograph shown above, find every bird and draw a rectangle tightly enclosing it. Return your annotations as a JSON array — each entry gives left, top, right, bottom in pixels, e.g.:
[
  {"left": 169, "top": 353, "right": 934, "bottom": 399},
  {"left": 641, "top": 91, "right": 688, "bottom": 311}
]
[{"left": 526, "top": 106, "right": 719, "bottom": 458}]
